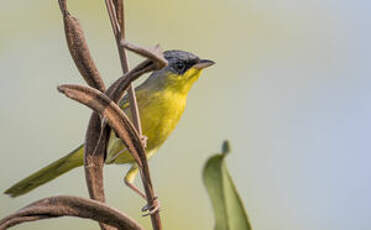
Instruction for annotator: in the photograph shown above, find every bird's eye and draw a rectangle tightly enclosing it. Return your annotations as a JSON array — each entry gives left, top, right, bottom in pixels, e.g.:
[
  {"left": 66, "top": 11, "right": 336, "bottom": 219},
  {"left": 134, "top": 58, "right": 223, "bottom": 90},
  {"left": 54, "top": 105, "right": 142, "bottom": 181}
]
[{"left": 174, "top": 62, "right": 185, "bottom": 73}]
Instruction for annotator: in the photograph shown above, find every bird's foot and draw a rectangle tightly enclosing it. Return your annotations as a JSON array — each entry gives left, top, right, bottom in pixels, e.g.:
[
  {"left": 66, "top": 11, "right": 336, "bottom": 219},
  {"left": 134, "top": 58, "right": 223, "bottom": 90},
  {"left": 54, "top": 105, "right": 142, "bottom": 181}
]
[
  {"left": 142, "top": 196, "right": 160, "bottom": 216},
  {"left": 140, "top": 135, "right": 148, "bottom": 149}
]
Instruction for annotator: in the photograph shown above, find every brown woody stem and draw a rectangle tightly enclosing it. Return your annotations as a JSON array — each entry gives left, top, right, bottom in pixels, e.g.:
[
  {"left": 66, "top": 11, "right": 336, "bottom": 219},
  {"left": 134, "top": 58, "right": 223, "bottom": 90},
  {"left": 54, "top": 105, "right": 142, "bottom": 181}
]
[
  {"left": 105, "top": 0, "right": 143, "bottom": 136},
  {"left": 103, "top": 1, "right": 163, "bottom": 229}
]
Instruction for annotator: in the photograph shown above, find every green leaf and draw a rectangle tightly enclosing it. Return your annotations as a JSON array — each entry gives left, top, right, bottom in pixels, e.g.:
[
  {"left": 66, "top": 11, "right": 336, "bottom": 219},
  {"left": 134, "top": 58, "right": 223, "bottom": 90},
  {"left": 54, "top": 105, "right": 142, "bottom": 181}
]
[{"left": 203, "top": 141, "right": 252, "bottom": 230}]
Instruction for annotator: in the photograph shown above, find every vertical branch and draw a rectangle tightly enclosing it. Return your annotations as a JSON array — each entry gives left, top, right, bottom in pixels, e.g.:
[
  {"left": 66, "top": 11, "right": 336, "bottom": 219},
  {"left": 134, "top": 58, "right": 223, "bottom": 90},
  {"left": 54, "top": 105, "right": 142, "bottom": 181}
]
[
  {"left": 105, "top": 0, "right": 143, "bottom": 136},
  {"left": 112, "top": 0, "right": 125, "bottom": 35},
  {"left": 104, "top": 1, "right": 162, "bottom": 230}
]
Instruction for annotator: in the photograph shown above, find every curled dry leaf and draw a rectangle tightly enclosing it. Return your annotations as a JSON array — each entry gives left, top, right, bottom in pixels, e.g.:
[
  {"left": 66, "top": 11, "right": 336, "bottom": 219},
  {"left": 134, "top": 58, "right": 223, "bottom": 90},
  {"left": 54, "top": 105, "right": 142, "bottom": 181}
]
[
  {"left": 0, "top": 196, "right": 144, "bottom": 230},
  {"left": 107, "top": 60, "right": 158, "bottom": 103},
  {"left": 84, "top": 121, "right": 110, "bottom": 202},
  {"left": 84, "top": 113, "right": 115, "bottom": 230},
  {"left": 58, "top": 83, "right": 162, "bottom": 229},
  {"left": 58, "top": 0, "right": 106, "bottom": 92},
  {"left": 57, "top": 84, "right": 144, "bottom": 167},
  {"left": 122, "top": 42, "right": 167, "bottom": 69}
]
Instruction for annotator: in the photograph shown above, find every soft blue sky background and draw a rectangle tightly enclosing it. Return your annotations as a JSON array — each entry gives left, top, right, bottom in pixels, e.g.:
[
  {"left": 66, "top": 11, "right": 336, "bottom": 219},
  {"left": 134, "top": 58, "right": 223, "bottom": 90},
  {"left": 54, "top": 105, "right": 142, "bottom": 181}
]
[{"left": 1, "top": 0, "right": 371, "bottom": 230}]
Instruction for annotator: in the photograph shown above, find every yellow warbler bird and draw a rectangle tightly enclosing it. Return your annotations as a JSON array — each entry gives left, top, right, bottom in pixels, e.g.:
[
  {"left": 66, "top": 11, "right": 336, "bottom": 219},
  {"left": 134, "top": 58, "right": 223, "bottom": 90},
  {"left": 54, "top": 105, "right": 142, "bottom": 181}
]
[{"left": 5, "top": 50, "right": 214, "bottom": 198}]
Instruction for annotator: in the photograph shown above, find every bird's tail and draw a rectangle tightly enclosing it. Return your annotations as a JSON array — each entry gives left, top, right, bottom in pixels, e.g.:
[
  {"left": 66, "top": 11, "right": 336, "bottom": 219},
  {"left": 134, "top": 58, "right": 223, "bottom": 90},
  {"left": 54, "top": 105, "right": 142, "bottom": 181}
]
[{"left": 4, "top": 145, "right": 84, "bottom": 198}]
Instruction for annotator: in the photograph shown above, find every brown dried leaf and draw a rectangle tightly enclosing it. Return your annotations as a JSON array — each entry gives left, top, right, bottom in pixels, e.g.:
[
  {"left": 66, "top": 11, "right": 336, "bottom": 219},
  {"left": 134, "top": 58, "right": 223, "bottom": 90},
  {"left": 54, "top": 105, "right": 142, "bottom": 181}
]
[
  {"left": 0, "top": 196, "right": 144, "bottom": 230},
  {"left": 57, "top": 84, "right": 144, "bottom": 167},
  {"left": 59, "top": 1, "right": 106, "bottom": 92},
  {"left": 107, "top": 60, "right": 155, "bottom": 103},
  {"left": 84, "top": 107, "right": 114, "bottom": 230},
  {"left": 84, "top": 118, "right": 109, "bottom": 202},
  {"left": 122, "top": 42, "right": 167, "bottom": 69}
]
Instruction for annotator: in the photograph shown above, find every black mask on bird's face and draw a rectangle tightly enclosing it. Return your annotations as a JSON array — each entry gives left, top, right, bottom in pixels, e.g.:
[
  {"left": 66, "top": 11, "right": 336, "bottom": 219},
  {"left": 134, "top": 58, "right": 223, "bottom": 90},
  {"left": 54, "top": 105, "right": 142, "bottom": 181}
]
[
  {"left": 164, "top": 50, "right": 215, "bottom": 75},
  {"left": 143, "top": 50, "right": 214, "bottom": 93}
]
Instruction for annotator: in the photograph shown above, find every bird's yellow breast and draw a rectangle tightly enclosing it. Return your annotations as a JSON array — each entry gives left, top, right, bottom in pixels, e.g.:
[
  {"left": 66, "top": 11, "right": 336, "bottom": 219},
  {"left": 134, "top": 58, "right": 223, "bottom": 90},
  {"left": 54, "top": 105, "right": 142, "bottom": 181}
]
[{"left": 106, "top": 87, "right": 187, "bottom": 164}]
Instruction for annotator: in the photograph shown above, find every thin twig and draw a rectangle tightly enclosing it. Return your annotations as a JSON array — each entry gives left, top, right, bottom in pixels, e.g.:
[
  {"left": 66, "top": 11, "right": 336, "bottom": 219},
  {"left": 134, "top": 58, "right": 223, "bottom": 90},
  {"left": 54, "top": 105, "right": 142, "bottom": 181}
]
[
  {"left": 109, "top": 0, "right": 142, "bottom": 136},
  {"left": 103, "top": 2, "right": 163, "bottom": 229},
  {"left": 104, "top": 0, "right": 143, "bottom": 136},
  {"left": 0, "top": 196, "right": 145, "bottom": 230},
  {"left": 122, "top": 42, "right": 167, "bottom": 69},
  {"left": 112, "top": 0, "right": 125, "bottom": 39}
]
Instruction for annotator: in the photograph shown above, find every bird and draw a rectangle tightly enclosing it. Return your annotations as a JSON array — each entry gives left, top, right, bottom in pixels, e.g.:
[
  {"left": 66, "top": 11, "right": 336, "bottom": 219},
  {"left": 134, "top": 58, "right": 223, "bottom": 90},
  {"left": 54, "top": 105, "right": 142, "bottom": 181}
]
[{"left": 4, "top": 50, "right": 214, "bottom": 198}]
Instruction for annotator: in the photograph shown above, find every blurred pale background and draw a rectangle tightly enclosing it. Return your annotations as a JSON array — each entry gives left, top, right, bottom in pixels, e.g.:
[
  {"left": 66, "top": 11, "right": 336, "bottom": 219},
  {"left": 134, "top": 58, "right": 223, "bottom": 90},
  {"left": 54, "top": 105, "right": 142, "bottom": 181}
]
[{"left": 1, "top": 0, "right": 371, "bottom": 229}]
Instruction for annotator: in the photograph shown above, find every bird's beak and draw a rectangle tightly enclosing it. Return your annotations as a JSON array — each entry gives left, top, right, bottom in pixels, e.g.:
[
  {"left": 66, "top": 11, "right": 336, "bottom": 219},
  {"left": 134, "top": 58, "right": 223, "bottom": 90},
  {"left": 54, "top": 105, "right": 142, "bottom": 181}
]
[{"left": 193, "top": 59, "right": 215, "bottom": 70}]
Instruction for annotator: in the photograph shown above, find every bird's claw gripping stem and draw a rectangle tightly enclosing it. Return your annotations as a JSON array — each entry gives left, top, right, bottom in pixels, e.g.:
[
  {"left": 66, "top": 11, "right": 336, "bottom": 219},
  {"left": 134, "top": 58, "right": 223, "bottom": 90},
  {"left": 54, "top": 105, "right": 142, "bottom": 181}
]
[
  {"left": 140, "top": 135, "right": 148, "bottom": 149},
  {"left": 142, "top": 196, "right": 160, "bottom": 216}
]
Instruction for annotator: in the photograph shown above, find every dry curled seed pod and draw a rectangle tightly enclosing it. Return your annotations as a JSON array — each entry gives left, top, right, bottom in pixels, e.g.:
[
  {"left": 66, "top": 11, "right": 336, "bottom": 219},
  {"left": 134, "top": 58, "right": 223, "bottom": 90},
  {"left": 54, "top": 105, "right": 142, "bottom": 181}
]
[
  {"left": 0, "top": 196, "right": 144, "bottom": 230},
  {"left": 57, "top": 84, "right": 144, "bottom": 167},
  {"left": 121, "top": 42, "right": 167, "bottom": 69},
  {"left": 61, "top": 8, "right": 106, "bottom": 92}
]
